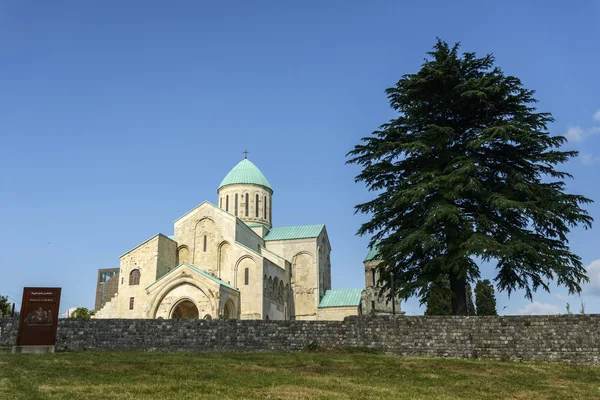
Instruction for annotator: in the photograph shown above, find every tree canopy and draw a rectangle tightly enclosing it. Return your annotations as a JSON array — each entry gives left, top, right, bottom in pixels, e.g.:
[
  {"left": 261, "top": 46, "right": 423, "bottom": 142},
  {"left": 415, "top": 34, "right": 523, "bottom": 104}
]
[
  {"left": 70, "top": 307, "right": 93, "bottom": 319},
  {"left": 0, "top": 295, "right": 12, "bottom": 317},
  {"left": 347, "top": 39, "right": 593, "bottom": 315}
]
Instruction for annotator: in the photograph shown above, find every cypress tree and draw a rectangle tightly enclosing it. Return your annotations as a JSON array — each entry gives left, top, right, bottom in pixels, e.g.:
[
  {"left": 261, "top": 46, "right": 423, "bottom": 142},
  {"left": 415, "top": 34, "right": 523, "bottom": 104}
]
[
  {"left": 347, "top": 39, "right": 593, "bottom": 315},
  {"left": 424, "top": 280, "right": 452, "bottom": 315},
  {"left": 475, "top": 280, "right": 498, "bottom": 316}
]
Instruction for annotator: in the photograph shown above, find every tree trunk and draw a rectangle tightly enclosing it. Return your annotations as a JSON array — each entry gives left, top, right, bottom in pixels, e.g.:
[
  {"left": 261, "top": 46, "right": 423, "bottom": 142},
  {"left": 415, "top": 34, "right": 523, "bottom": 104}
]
[{"left": 449, "top": 272, "right": 468, "bottom": 315}]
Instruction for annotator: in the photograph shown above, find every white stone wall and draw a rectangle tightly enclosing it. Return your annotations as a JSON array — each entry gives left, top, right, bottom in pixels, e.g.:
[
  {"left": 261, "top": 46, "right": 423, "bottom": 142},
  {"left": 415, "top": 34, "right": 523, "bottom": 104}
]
[
  {"left": 362, "top": 259, "right": 401, "bottom": 314},
  {"left": 174, "top": 204, "right": 236, "bottom": 276},
  {"left": 97, "top": 234, "right": 170, "bottom": 318},
  {"left": 317, "top": 306, "right": 360, "bottom": 321},
  {"left": 265, "top": 237, "right": 322, "bottom": 320},
  {"left": 262, "top": 258, "right": 289, "bottom": 320}
]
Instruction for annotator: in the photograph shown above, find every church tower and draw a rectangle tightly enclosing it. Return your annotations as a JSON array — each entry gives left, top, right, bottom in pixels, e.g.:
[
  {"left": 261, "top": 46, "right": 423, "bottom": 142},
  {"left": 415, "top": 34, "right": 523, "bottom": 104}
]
[{"left": 217, "top": 156, "right": 273, "bottom": 228}]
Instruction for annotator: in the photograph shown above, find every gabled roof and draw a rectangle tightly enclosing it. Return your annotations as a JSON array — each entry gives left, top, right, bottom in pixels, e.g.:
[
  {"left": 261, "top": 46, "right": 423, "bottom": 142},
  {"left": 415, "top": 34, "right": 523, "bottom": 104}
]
[
  {"left": 364, "top": 241, "right": 381, "bottom": 261},
  {"left": 264, "top": 224, "right": 325, "bottom": 241},
  {"left": 318, "top": 289, "right": 363, "bottom": 308},
  {"left": 145, "top": 262, "right": 238, "bottom": 291},
  {"left": 218, "top": 159, "right": 272, "bottom": 191}
]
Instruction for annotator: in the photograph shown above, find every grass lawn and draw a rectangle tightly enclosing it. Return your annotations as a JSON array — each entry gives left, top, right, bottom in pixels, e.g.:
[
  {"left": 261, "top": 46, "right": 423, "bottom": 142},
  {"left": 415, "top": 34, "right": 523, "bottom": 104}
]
[{"left": 1, "top": 350, "right": 599, "bottom": 399}]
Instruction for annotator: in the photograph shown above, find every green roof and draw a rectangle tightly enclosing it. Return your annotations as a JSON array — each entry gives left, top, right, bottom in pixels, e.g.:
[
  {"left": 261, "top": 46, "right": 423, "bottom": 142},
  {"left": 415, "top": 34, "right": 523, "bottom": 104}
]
[
  {"left": 318, "top": 289, "right": 363, "bottom": 308},
  {"left": 264, "top": 224, "right": 325, "bottom": 241},
  {"left": 146, "top": 262, "right": 238, "bottom": 291},
  {"left": 218, "top": 159, "right": 272, "bottom": 191},
  {"left": 364, "top": 241, "right": 381, "bottom": 261}
]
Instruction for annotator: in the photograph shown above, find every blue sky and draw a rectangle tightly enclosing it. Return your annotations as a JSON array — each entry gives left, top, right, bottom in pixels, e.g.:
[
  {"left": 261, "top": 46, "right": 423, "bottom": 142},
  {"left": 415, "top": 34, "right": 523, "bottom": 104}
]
[{"left": 1, "top": 1, "right": 599, "bottom": 316}]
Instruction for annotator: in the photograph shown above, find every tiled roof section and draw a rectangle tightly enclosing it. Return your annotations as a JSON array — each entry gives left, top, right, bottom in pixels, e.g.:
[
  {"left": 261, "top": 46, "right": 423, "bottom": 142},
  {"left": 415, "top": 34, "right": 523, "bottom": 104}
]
[
  {"left": 364, "top": 241, "right": 381, "bottom": 261},
  {"left": 218, "top": 159, "right": 272, "bottom": 191},
  {"left": 145, "top": 262, "right": 238, "bottom": 291},
  {"left": 318, "top": 289, "right": 364, "bottom": 308},
  {"left": 263, "top": 224, "right": 325, "bottom": 241}
]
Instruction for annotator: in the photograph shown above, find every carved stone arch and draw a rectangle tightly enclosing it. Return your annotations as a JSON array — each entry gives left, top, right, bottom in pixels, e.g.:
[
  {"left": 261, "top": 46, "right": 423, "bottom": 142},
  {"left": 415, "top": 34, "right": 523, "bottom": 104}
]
[
  {"left": 273, "top": 277, "right": 279, "bottom": 296},
  {"left": 169, "top": 297, "right": 199, "bottom": 319},
  {"left": 278, "top": 280, "right": 284, "bottom": 302},
  {"left": 177, "top": 245, "right": 190, "bottom": 265},
  {"left": 194, "top": 216, "right": 216, "bottom": 228},
  {"left": 263, "top": 274, "right": 268, "bottom": 290},
  {"left": 147, "top": 277, "right": 217, "bottom": 319},
  {"left": 217, "top": 241, "right": 231, "bottom": 279},
  {"left": 234, "top": 255, "right": 256, "bottom": 288},
  {"left": 268, "top": 276, "right": 273, "bottom": 297},
  {"left": 193, "top": 217, "right": 217, "bottom": 265},
  {"left": 291, "top": 251, "right": 314, "bottom": 285},
  {"left": 222, "top": 298, "right": 236, "bottom": 319}
]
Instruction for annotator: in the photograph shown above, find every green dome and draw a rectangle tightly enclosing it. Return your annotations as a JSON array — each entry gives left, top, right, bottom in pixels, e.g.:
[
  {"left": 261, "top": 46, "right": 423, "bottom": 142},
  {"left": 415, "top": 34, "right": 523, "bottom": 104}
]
[{"left": 218, "top": 159, "right": 273, "bottom": 191}]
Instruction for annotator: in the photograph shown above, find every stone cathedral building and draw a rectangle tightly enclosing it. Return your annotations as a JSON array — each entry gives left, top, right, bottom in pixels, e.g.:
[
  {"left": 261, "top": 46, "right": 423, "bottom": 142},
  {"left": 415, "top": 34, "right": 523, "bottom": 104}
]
[{"left": 94, "top": 157, "right": 399, "bottom": 320}]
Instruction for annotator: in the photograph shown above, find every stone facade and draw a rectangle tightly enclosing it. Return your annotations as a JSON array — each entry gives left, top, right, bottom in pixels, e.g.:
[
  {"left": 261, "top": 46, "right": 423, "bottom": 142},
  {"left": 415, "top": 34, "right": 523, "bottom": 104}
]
[
  {"left": 93, "top": 158, "right": 356, "bottom": 321},
  {"left": 2, "top": 315, "right": 599, "bottom": 364},
  {"left": 362, "top": 259, "right": 401, "bottom": 315}
]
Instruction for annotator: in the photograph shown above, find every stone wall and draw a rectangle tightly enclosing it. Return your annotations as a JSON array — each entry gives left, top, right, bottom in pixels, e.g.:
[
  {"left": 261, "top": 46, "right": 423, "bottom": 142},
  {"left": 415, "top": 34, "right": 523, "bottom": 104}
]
[{"left": 1, "top": 315, "right": 599, "bottom": 364}]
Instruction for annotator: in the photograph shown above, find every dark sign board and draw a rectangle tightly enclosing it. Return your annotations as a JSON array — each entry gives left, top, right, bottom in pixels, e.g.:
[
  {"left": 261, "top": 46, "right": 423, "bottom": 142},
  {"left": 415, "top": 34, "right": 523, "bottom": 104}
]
[{"left": 16, "top": 287, "right": 61, "bottom": 347}]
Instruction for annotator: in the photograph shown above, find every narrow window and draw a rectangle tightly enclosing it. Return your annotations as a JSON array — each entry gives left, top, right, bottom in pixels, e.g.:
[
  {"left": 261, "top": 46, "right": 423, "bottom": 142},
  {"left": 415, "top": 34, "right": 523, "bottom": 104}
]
[
  {"left": 372, "top": 269, "right": 376, "bottom": 286},
  {"left": 245, "top": 193, "right": 249, "bottom": 216},
  {"left": 219, "top": 197, "right": 222, "bottom": 208},
  {"left": 129, "top": 269, "right": 140, "bottom": 285},
  {"left": 263, "top": 195, "right": 267, "bottom": 220},
  {"left": 235, "top": 193, "right": 238, "bottom": 216},
  {"left": 226, "top": 195, "right": 229, "bottom": 211},
  {"left": 130, "top": 297, "right": 135, "bottom": 310},
  {"left": 203, "top": 235, "right": 207, "bottom": 252},
  {"left": 121, "top": 277, "right": 124, "bottom": 285},
  {"left": 371, "top": 301, "right": 375, "bottom": 311},
  {"left": 244, "top": 268, "right": 249, "bottom": 285},
  {"left": 255, "top": 194, "right": 259, "bottom": 217},
  {"left": 269, "top": 197, "right": 272, "bottom": 222}
]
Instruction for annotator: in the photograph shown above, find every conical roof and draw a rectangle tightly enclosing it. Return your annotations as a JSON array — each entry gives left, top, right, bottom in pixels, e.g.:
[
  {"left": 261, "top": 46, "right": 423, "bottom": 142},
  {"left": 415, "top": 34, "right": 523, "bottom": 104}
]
[{"left": 218, "top": 159, "right": 273, "bottom": 191}]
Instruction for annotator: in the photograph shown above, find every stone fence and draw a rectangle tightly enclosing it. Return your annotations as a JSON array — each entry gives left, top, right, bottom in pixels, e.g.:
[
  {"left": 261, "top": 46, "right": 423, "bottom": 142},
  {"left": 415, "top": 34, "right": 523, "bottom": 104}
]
[{"left": 1, "top": 315, "right": 599, "bottom": 364}]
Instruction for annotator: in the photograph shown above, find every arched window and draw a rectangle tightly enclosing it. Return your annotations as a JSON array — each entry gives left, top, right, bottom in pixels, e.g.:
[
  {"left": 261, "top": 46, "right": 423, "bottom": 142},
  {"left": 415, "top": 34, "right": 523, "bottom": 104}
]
[
  {"left": 235, "top": 193, "right": 238, "bottom": 216},
  {"left": 263, "top": 195, "right": 267, "bottom": 221},
  {"left": 177, "top": 246, "right": 189, "bottom": 265},
  {"left": 245, "top": 193, "right": 249, "bottom": 216},
  {"left": 203, "top": 235, "right": 207, "bottom": 252},
  {"left": 269, "top": 197, "right": 272, "bottom": 222},
  {"left": 226, "top": 195, "right": 229, "bottom": 211},
  {"left": 256, "top": 194, "right": 259, "bottom": 217},
  {"left": 129, "top": 269, "right": 140, "bottom": 285},
  {"left": 372, "top": 269, "right": 376, "bottom": 286},
  {"left": 244, "top": 268, "right": 249, "bottom": 285},
  {"left": 204, "top": 314, "right": 212, "bottom": 320}
]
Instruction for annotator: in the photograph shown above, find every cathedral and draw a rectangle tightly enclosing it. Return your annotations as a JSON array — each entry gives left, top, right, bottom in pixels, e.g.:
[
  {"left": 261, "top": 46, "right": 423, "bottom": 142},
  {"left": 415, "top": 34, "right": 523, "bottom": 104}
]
[{"left": 94, "top": 157, "right": 399, "bottom": 320}]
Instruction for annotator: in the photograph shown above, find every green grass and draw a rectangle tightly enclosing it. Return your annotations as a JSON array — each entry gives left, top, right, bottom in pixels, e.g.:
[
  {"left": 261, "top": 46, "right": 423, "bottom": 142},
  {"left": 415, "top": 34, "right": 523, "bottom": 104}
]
[{"left": 1, "top": 350, "right": 599, "bottom": 399}]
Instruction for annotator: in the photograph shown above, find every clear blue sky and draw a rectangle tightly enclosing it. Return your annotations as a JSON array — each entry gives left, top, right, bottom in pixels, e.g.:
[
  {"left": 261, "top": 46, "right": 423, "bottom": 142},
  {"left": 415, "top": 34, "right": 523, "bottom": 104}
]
[{"left": 1, "top": 1, "right": 599, "bottom": 316}]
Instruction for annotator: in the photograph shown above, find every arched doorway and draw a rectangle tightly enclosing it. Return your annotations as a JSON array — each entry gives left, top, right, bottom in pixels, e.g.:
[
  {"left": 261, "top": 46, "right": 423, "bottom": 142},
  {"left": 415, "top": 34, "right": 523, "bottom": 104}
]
[
  {"left": 171, "top": 300, "right": 199, "bottom": 319},
  {"left": 222, "top": 301, "right": 233, "bottom": 319}
]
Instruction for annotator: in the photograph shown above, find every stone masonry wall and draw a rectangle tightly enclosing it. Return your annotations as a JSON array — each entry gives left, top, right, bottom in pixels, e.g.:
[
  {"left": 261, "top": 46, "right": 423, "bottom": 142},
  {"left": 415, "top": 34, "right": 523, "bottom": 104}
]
[{"left": 1, "top": 315, "right": 599, "bottom": 364}]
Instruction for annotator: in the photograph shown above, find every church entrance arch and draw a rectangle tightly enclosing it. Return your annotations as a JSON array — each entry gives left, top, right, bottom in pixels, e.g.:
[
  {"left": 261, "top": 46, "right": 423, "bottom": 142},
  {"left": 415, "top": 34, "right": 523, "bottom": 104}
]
[{"left": 171, "top": 300, "right": 199, "bottom": 319}]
